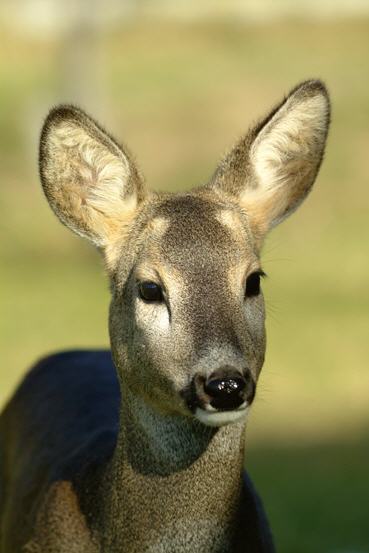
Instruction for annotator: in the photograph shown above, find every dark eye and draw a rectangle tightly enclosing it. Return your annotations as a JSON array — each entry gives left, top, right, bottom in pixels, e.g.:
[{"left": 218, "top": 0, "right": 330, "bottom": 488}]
[
  {"left": 245, "top": 271, "right": 265, "bottom": 298},
  {"left": 138, "top": 281, "right": 164, "bottom": 303}
]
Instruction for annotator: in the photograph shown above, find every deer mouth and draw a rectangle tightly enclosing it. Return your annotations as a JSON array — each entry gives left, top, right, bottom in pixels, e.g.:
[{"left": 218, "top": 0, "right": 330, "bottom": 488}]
[{"left": 194, "top": 403, "right": 249, "bottom": 427}]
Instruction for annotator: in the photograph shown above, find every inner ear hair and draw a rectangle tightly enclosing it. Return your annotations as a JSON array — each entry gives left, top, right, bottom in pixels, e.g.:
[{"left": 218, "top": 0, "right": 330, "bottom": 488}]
[
  {"left": 209, "top": 80, "right": 330, "bottom": 245},
  {"left": 244, "top": 80, "right": 330, "bottom": 234},
  {"left": 39, "top": 105, "right": 145, "bottom": 250}
]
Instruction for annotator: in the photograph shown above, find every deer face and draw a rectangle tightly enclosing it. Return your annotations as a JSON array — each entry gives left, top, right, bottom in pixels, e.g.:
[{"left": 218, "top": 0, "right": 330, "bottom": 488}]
[
  {"left": 109, "top": 193, "right": 266, "bottom": 426},
  {"left": 39, "top": 80, "right": 330, "bottom": 427}
]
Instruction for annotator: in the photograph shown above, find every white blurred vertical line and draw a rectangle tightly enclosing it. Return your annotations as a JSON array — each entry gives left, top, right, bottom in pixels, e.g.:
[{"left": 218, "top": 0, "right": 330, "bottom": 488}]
[
  {"left": 21, "top": 0, "right": 111, "bottom": 172},
  {"left": 56, "top": 0, "right": 104, "bottom": 115}
]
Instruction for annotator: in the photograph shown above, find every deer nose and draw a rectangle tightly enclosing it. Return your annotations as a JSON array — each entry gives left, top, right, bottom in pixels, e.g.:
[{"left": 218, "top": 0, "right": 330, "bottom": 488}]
[{"left": 204, "top": 369, "right": 247, "bottom": 411}]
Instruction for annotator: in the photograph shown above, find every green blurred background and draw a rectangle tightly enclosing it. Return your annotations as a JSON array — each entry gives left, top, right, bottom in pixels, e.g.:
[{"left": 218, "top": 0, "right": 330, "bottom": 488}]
[{"left": 1, "top": 1, "right": 368, "bottom": 551}]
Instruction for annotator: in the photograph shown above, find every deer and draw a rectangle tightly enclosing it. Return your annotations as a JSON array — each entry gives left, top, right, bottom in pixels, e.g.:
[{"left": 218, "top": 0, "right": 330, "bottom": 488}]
[{"left": 0, "top": 79, "right": 330, "bottom": 553}]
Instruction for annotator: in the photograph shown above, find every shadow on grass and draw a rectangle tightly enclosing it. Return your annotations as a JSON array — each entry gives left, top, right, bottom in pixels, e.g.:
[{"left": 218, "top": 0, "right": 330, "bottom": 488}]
[{"left": 246, "top": 437, "right": 369, "bottom": 553}]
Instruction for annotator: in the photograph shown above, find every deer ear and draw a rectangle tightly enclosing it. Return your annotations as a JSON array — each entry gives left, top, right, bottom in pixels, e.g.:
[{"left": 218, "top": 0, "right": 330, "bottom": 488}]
[
  {"left": 210, "top": 80, "right": 330, "bottom": 244},
  {"left": 39, "top": 105, "right": 146, "bottom": 254}
]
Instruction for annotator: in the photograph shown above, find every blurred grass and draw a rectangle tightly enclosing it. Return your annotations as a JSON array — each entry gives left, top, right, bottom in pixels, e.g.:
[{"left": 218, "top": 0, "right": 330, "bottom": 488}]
[
  {"left": 248, "top": 439, "right": 369, "bottom": 553},
  {"left": 1, "top": 18, "right": 368, "bottom": 552}
]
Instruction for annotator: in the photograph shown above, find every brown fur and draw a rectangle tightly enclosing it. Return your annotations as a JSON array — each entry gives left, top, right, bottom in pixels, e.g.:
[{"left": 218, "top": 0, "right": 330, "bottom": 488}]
[
  {"left": 0, "top": 80, "right": 330, "bottom": 552},
  {"left": 24, "top": 482, "right": 99, "bottom": 553}
]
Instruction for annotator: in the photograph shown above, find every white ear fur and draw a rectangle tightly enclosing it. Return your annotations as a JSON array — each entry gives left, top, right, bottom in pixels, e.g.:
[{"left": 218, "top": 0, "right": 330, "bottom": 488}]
[
  {"left": 241, "top": 81, "right": 330, "bottom": 236},
  {"left": 39, "top": 106, "right": 145, "bottom": 251}
]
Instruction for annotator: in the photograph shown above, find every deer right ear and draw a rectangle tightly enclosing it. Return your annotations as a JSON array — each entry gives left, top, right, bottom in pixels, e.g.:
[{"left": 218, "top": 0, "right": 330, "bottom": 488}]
[
  {"left": 210, "top": 80, "right": 330, "bottom": 245},
  {"left": 39, "top": 105, "right": 146, "bottom": 262}
]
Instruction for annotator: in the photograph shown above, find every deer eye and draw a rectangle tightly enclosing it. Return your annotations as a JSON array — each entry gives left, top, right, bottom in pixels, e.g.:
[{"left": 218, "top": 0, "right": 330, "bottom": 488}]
[
  {"left": 245, "top": 271, "right": 265, "bottom": 298},
  {"left": 138, "top": 281, "right": 164, "bottom": 303}
]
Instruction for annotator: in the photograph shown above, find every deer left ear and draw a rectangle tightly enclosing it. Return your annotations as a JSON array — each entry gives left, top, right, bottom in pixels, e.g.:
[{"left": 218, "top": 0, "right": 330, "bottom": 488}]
[
  {"left": 210, "top": 80, "right": 330, "bottom": 244},
  {"left": 39, "top": 105, "right": 146, "bottom": 250}
]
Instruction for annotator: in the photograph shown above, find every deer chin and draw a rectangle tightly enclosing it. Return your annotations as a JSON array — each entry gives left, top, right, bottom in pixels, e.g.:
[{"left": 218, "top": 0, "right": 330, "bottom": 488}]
[{"left": 194, "top": 403, "right": 249, "bottom": 427}]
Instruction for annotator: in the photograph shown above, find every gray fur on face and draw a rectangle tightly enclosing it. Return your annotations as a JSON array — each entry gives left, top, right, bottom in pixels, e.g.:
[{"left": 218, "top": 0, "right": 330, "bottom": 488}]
[{"left": 108, "top": 192, "right": 266, "bottom": 420}]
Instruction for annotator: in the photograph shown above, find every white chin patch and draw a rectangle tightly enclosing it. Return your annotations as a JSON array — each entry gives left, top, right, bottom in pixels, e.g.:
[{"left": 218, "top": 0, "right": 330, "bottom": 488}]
[{"left": 195, "top": 404, "right": 249, "bottom": 427}]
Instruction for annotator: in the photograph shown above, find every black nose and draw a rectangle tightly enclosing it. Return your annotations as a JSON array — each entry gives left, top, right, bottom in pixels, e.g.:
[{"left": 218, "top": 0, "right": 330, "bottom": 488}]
[{"left": 204, "top": 369, "right": 247, "bottom": 411}]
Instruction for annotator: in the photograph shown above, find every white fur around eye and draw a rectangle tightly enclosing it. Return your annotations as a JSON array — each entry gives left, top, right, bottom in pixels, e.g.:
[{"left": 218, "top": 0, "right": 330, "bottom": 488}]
[{"left": 135, "top": 299, "right": 170, "bottom": 334}]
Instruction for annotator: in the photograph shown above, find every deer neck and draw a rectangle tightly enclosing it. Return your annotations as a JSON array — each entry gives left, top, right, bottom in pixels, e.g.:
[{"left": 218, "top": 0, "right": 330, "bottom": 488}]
[{"left": 100, "top": 388, "right": 246, "bottom": 553}]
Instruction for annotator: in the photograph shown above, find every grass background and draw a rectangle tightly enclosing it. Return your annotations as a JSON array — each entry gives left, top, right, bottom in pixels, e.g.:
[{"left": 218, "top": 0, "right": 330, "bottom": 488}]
[{"left": 1, "top": 16, "right": 368, "bottom": 552}]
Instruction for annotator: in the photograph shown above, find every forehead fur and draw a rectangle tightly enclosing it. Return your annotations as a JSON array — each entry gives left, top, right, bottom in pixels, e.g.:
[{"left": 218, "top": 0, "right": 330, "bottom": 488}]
[
  {"left": 147, "top": 195, "right": 253, "bottom": 271},
  {"left": 111, "top": 192, "right": 258, "bottom": 291}
]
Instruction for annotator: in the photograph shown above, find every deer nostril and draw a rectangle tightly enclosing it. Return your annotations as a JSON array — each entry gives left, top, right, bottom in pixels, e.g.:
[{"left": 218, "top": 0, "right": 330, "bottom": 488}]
[
  {"left": 205, "top": 377, "right": 245, "bottom": 397},
  {"left": 204, "top": 373, "right": 247, "bottom": 410}
]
